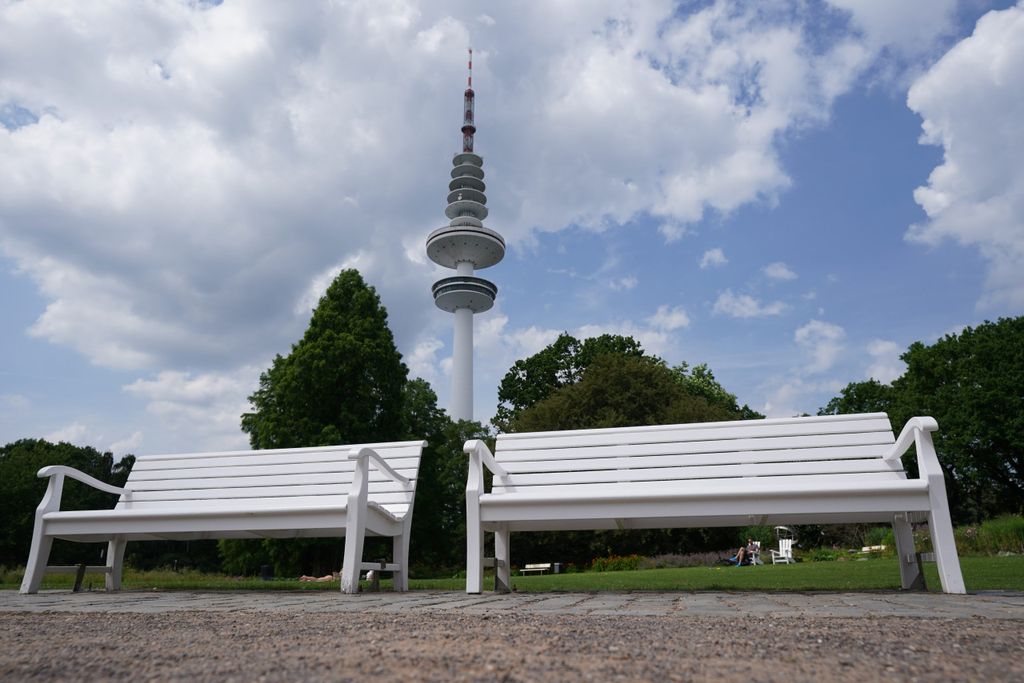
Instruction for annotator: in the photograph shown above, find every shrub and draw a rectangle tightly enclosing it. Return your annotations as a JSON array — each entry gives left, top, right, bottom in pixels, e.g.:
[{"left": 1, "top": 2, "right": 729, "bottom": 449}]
[
  {"left": 806, "top": 548, "right": 841, "bottom": 562},
  {"left": 589, "top": 554, "right": 643, "bottom": 572}
]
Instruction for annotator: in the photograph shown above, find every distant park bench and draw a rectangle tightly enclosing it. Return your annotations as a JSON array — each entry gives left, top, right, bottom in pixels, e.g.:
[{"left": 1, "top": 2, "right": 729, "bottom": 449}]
[
  {"left": 519, "top": 563, "right": 552, "bottom": 575},
  {"left": 464, "top": 413, "right": 966, "bottom": 594},
  {"left": 20, "top": 440, "right": 425, "bottom": 595}
]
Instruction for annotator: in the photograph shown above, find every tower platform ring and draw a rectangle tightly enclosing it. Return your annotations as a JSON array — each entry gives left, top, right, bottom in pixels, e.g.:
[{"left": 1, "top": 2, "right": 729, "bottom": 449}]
[
  {"left": 445, "top": 199, "right": 488, "bottom": 221},
  {"left": 447, "top": 187, "right": 487, "bottom": 206},
  {"left": 431, "top": 275, "right": 497, "bottom": 313},
  {"left": 451, "top": 164, "right": 484, "bottom": 180},
  {"left": 426, "top": 225, "right": 505, "bottom": 269},
  {"left": 449, "top": 176, "right": 486, "bottom": 192},
  {"left": 452, "top": 152, "right": 483, "bottom": 167}
]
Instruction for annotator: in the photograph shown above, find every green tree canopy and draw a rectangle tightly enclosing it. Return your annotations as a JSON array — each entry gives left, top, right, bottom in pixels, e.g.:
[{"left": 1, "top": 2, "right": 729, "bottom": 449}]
[
  {"left": 241, "top": 269, "right": 408, "bottom": 448},
  {"left": 819, "top": 317, "right": 1024, "bottom": 522},
  {"left": 511, "top": 354, "right": 741, "bottom": 432},
  {"left": 492, "top": 333, "right": 644, "bottom": 432},
  {"left": 499, "top": 342, "right": 759, "bottom": 565}
]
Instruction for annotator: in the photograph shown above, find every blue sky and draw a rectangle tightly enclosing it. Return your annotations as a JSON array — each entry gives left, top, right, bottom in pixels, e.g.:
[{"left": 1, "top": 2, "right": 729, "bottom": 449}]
[{"left": 1, "top": 1, "right": 1022, "bottom": 455}]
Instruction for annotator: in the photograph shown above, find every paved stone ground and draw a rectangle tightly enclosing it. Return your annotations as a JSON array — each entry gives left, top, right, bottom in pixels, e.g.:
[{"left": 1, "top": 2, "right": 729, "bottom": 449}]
[
  {"left": 3, "top": 588, "right": 1024, "bottom": 618},
  {"left": 3, "top": 590, "right": 1023, "bottom": 681}
]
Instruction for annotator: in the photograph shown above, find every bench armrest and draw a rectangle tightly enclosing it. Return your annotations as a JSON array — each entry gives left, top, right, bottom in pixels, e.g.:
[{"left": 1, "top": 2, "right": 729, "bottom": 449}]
[
  {"left": 464, "top": 440, "right": 507, "bottom": 477},
  {"left": 348, "top": 447, "right": 411, "bottom": 486},
  {"left": 37, "top": 465, "right": 129, "bottom": 496},
  {"left": 464, "top": 440, "right": 507, "bottom": 499},
  {"left": 885, "top": 417, "right": 943, "bottom": 479}
]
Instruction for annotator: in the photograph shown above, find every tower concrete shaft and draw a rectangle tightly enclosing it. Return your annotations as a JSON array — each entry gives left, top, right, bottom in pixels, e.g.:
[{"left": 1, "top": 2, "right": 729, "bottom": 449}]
[{"left": 426, "top": 52, "right": 504, "bottom": 421}]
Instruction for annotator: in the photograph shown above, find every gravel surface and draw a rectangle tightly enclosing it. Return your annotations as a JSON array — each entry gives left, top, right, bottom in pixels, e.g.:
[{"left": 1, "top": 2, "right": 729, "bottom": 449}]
[{"left": 3, "top": 611, "right": 1023, "bottom": 682}]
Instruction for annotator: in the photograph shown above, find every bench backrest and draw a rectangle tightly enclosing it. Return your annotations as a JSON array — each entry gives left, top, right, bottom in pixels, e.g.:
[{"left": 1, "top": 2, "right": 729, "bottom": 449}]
[
  {"left": 491, "top": 413, "right": 901, "bottom": 495},
  {"left": 118, "top": 441, "right": 424, "bottom": 519}
]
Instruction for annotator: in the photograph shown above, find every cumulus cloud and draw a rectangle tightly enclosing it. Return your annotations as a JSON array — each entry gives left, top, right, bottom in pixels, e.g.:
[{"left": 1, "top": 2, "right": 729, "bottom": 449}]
[
  {"left": 906, "top": 4, "right": 1024, "bottom": 309},
  {"left": 712, "top": 290, "right": 787, "bottom": 318},
  {"left": 865, "top": 338, "right": 905, "bottom": 384},
  {"left": 109, "top": 430, "right": 144, "bottom": 456},
  {"left": 647, "top": 305, "right": 691, "bottom": 331},
  {"left": 699, "top": 248, "right": 727, "bottom": 269},
  {"left": 825, "top": 0, "right": 957, "bottom": 68},
  {"left": 795, "top": 319, "right": 846, "bottom": 373},
  {"left": 0, "top": 0, "right": 930, "bottom": 435},
  {"left": 762, "top": 261, "right": 797, "bottom": 280}
]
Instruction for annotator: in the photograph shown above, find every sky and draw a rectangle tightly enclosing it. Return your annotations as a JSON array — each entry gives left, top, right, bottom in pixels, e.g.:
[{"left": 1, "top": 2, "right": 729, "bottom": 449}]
[{"left": 1, "top": 0, "right": 1023, "bottom": 456}]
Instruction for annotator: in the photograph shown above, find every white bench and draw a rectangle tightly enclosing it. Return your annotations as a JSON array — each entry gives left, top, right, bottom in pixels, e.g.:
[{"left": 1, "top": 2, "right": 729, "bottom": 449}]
[
  {"left": 20, "top": 440, "right": 426, "bottom": 595},
  {"left": 519, "top": 563, "right": 552, "bottom": 575},
  {"left": 465, "top": 413, "right": 966, "bottom": 594}
]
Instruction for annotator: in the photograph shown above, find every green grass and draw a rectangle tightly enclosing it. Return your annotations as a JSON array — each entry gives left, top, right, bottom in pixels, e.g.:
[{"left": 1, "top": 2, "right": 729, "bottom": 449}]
[{"left": 4, "top": 555, "right": 1022, "bottom": 593}]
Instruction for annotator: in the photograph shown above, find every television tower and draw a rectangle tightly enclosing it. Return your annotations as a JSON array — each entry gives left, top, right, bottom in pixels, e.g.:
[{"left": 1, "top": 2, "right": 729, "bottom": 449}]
[{"left": 426, "top": 49, "right": 505, "bottom": 421}]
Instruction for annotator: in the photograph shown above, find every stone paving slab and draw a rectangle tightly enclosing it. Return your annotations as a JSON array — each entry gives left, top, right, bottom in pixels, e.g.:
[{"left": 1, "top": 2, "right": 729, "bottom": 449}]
[{"left": 3, "top": 588, "right": 1023, "bottom": 619}]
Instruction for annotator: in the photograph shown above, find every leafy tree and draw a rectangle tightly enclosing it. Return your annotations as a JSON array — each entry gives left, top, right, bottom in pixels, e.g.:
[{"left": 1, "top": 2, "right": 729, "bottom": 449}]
[
  {"left": 502, "top": 347, "right": 758, "bottom": 564},
  {"left": 241, "top": 269, "right": 408, "bottom": 448},
  {"left": 511, "top": 354, "right": 738, "bottom": 432},
  {"left": 818, "top": 378, "right": 895, "bottom": 416},
  {"left": 492, "top": 333, "right": 644, "bottom": 432},
  {"left": 227, "top": 270, "right": 410, "bottom": 576},
  {"left": 819, "top": 317, "right": 1024, "bottom": 523},
  {"left": 673, "top": 362, "right": 763, "bottom": 420},
  {"left": 0, "top": 439, "right": 134, "bottom": 567}
]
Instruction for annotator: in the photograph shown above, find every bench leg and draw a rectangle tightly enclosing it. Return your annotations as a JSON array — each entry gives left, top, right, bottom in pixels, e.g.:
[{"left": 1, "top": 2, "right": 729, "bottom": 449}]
[
  {"left": 19, "top": 525, "right": 53, "bottom": 595},
  {"left": 392, "top": 528, "right": 411, "bottom": 592},
  {"left": 466, "top": 501, "right": 484, "bottom": 594},
  {"left": 342, "top": 512, "right": 367, "bottom": 594},
  {"left": 494, "top": 526, "right": 511, "bottom": 593},
  {"left": 105, "top": 537, "right": 127, "bottom": 591},
  {"left": 928, "top": 508, "right": 967, "bottom": 594},
  {"left": 892, "top": 516, "right": 923, "bottom": 590}
]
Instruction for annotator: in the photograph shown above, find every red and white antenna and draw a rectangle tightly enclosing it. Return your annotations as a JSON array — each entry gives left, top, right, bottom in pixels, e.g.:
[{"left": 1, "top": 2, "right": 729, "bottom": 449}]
[{"left": 462, "top": 47, "right": 476, "bottom": 153}]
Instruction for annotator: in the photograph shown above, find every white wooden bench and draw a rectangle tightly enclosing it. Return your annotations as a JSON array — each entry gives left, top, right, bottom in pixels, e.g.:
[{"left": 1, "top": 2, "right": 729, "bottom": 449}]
[
  {"left": 464, "top": 413, "right": 966, "bottom": 594},
  {"left": 519, "top": 563, "right": 552, "bottom": 575},
  {"left": 20, "top": 440, "right": 426, "bottom": 595}
]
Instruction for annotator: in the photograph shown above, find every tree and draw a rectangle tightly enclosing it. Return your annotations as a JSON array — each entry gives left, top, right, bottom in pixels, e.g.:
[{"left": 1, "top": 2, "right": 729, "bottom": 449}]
[
  {"left": 503, "top": 348, "right": 758, "bottom": 564},
  {"left": 492, "top": 333, "right": 646, "bottom": 432},
  {"left": 819, "top": 317, "right": 1024, "bottom": 523},
  {"left": 241, "top": 269, "right": 408, "bottom": 449},
  {"left": 511, "top": 354, "right": 738, "bottom": 432},
  {"left": 0, "top": 439, "right": 134, "bottom": 567},
  {"left": 228, "top": 270, "right": 410, "bottom": 575},
  {"left": 673, "top": 362, "right": 763, "bottom": 420}
]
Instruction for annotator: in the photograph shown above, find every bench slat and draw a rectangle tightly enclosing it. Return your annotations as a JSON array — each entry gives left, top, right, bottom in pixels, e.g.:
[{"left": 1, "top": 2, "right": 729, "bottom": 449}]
[
  {"left": 496, "top": 416, "right": 894, "bottom": 451},
  {"left": 130, "top": 445, "right": 422, "bottom": 472},
  {"left": 497, "top": 443, "right": 891, "bottom": 474},
  {"left": 127, "top": 457, "right": 421, "bottom": 482},
  {"left": 491, "top": 457, "right": 903, "bottom": 490},
  {"left": 118, "top": 487, "right": 416, "bottom": 504},
  {"left": 496, "top": 431, "right": 894, "bottom": 465},
  {"left": 126, "top": 471, "right": 418, "bottom": 493},
  {"left": 130, "top": 441, "right": 423, "bottom": 463}
]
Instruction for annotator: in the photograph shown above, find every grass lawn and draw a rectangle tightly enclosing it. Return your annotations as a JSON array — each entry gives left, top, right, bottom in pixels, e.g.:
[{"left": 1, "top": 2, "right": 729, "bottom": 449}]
[{"left": 4, "top": 555, "right": 1022, "bottom": 593}]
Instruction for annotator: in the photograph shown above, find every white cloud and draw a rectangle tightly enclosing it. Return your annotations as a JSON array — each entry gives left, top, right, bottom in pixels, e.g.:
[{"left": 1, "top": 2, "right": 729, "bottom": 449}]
[
  {"left": 406, "top": 337, "right": 444, "bottom": 384},
  {"left": 109, "top": 430, "right": 144, "bottom": 456},
  {"left": 609, "top": 276, "right": 638, "bottom": 291},
  {"left": 647, "top": 305, "right": 691, "bottom": 331},
  {"left": 795, "top": 319, "right": 846, "bottom": 373},
  {"left": 123, "top": 368, "right": 257, "bottom": 451},
  {"left": 865, "top": 338, "right": 905, "bottom": 384},
  {"left": 906, "top": 4, "right": 1024, "bottom": 309},
  {"left": 762, "top": 261, "right": 797, "bottom": 280},
  {"left": 45, "top": 421, "right": 89, "bottom": 444},
  {"left": 712, "top": 290, "right": 787, "bottom": 318},
  {"left": 699, "top": 248, "right": 727, "bottom": 269},
  {"left": 826, "top": 0, "right": 957, "bottom": 66},
  {"left": 762, "top": 377, "right": 844, "bottom": 418},
  {"left": 0, "top": 1, "right": 931, "bottom": 437}
]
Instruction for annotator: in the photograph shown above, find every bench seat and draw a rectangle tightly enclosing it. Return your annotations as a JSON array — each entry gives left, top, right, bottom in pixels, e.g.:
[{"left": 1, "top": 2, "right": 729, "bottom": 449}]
[
  {"left": 20, "top": 440, "right": 426, "bottom": 595},
  {"left": 464, "top": 413, "right": 966, "bottom": 593}
]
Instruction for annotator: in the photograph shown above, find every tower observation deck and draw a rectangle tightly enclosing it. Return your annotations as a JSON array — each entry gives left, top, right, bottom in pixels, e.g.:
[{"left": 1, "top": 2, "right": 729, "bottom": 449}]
[{"left": 426, "top": 49, "right": 505, "bottom": 421}]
